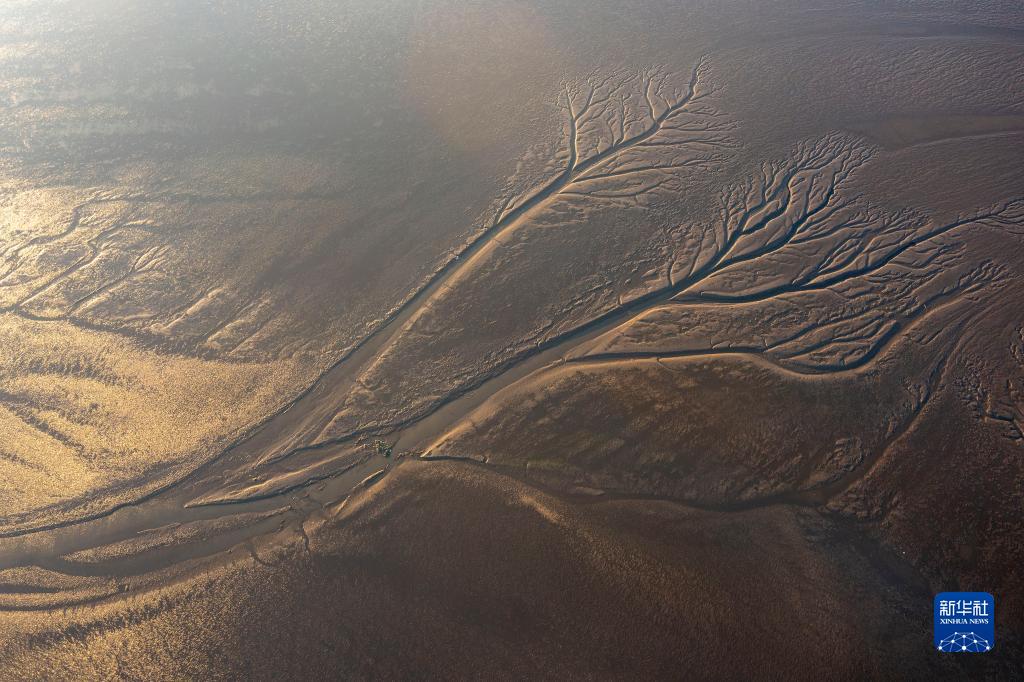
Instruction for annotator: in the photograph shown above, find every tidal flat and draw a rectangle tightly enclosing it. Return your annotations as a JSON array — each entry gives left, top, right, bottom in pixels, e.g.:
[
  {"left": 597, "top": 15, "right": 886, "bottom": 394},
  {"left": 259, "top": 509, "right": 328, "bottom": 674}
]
[{"left": 0, "top": 1, "right": 1022, "bottom": 679}]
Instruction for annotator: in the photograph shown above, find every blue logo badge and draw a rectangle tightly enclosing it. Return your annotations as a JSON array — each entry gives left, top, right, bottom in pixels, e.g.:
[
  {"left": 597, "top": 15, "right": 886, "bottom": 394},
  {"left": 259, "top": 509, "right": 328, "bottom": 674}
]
[{"left": 934, "top": 592, "right": 994, "bottom": 652}]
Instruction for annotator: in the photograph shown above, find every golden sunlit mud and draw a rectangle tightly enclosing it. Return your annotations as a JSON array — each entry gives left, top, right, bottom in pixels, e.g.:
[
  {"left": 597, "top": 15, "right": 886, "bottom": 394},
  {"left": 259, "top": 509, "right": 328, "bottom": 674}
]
[{"left": 0, "top": 0, "right": 1022, "bottom": 679}]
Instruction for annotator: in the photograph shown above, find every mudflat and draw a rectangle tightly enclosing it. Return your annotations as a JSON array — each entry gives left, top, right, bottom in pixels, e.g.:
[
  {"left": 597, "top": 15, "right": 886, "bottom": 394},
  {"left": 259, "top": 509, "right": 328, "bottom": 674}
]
[{"left": 0, "top": 1, "right": 1022, "bottom": 679}]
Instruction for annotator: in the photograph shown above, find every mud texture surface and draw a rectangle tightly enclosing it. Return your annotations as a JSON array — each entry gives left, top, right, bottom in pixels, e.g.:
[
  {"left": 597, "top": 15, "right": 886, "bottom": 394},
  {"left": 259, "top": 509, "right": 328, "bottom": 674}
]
[{"left": 1, "top": 1, "right": 1022, "bottom": 679}]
